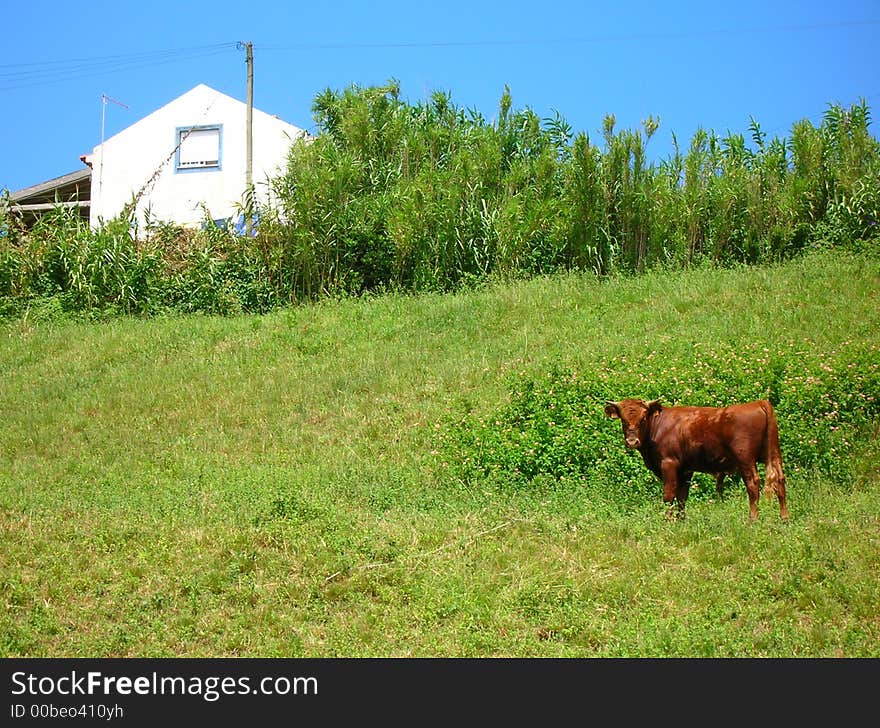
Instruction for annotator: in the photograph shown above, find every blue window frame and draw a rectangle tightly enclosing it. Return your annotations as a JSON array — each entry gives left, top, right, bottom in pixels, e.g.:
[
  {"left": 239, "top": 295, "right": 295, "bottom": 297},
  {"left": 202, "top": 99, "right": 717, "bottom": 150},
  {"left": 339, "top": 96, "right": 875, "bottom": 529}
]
[{"left": 175, "top": 124, "right": 222, "bottom": 172}]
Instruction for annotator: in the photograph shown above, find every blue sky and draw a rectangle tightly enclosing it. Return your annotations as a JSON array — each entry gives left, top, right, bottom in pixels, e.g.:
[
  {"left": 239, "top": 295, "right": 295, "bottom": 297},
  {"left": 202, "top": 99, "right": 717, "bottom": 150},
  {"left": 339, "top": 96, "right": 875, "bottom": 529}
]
[{"left": 3, "top": 0, "right": 878, "bottom": 194}]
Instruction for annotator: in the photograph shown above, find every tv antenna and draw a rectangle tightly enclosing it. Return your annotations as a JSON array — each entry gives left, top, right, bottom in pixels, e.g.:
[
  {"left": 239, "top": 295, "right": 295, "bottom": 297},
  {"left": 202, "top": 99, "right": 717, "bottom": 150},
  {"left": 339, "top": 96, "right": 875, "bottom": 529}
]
[{"left": 99, "top": 93, "right": 129, "bottom": 195}]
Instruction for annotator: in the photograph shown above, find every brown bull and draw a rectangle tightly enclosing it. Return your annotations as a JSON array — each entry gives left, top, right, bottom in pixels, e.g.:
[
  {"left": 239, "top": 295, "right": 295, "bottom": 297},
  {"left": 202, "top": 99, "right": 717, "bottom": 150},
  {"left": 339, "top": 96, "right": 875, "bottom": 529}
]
[{"left": 604, "top": 398, "right": 789, "bottom": 520}]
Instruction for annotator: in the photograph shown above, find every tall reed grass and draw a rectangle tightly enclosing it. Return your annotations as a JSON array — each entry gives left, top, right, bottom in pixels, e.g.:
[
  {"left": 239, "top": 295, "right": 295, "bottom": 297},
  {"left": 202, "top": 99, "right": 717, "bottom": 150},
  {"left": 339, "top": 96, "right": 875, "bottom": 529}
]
[{"left": 1, "top": 85, "right": 878, "bottom": 315}]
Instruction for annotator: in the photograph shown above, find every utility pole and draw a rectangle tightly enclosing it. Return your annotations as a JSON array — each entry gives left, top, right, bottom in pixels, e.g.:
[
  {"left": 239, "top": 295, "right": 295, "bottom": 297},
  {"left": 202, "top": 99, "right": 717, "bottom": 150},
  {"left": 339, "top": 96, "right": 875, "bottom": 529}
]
[{"left": 244, "top": 41, "right": 254, "bottom": 235}]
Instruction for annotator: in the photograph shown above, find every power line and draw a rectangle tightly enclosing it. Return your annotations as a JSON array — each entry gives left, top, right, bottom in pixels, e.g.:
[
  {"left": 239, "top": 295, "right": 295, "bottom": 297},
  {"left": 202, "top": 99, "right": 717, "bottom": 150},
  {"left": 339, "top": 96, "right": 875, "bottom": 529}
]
[
  {"left": 4, "top": 16, "right": 876, "bottom": 87},
  {"left": 0, "top": 46, "right": 235, "bottom": 90},
  {"left": 257, "top": 18, "right": 880, "bottom": 52},
  {"left": 0, "top": 43, "right": 235, "bottom": 71},
  {"left": 0, "top": 44, "right": 237, "bottom": 91}
]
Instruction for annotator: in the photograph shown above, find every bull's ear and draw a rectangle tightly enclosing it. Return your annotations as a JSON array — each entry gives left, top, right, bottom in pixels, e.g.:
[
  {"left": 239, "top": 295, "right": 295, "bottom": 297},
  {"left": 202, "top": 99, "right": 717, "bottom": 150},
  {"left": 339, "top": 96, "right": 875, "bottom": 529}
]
[
  {"left": 646, "top": 399, "right": 663, "bottom": 416},
  {"left": 604, "top": 401, "right": 620, "bottom": 419}
]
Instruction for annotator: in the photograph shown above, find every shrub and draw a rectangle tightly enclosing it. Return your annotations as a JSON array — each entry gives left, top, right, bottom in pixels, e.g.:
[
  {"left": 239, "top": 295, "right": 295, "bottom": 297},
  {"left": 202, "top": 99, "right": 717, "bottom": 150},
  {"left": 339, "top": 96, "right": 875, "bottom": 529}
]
[{"left": 435, "top": 343, "right": 880, "bottom": 503}]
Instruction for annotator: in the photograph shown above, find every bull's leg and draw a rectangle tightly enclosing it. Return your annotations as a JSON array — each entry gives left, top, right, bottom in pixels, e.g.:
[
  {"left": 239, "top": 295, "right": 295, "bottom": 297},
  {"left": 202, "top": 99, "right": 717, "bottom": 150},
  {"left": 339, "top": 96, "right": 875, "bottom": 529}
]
[
  {"left": 766, "top": 465, "right": 790, "bottom": 521},
  {"left": 661, "top": 460, "right": 682, "bottom": 520},
  {"left": 715, "top": 473, "right": 725, "bottom": 500},
  {"left": 676, "top": 481, "right": 691, "bottom": 518},
  {"left": 743, "top": 464, "right": 761, "bottom": 521},
  {"left": 776, "top": 474, "right": 790, "bottom": 520}
]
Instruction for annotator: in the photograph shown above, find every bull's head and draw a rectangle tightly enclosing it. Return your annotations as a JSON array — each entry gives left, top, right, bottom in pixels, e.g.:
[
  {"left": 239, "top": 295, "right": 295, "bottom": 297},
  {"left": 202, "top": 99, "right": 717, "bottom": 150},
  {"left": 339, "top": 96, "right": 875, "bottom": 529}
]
[{"left": 604, "top": 398, "right": 662, "bottom": 450}]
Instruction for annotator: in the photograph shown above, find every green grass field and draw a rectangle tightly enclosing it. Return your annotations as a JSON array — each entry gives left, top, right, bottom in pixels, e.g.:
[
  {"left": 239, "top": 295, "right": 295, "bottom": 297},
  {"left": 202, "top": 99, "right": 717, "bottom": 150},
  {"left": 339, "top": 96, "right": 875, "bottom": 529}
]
[{"left": 2, "top": 249, "right": 878, "bottom": 657}]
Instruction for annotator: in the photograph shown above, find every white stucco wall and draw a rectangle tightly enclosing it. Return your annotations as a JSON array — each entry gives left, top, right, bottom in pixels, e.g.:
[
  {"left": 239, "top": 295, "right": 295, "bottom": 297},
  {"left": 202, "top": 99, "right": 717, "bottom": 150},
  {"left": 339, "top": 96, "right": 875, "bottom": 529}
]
[{"left": 85, "top": 84, "right": 305, "bottom": 229}]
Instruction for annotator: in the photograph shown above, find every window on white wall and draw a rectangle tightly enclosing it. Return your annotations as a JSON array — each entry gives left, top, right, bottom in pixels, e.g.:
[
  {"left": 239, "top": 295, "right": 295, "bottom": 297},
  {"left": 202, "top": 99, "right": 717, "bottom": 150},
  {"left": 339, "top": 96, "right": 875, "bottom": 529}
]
[{"left": 176, "top": 125, "right": 221, "bottom": 170}]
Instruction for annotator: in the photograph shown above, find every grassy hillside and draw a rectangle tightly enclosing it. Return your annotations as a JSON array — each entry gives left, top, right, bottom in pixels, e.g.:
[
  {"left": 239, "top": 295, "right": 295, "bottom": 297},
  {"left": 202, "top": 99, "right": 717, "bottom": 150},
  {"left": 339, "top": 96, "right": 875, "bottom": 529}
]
[{"left": 1, "top": 249, "right": 879, "bottom": 657}]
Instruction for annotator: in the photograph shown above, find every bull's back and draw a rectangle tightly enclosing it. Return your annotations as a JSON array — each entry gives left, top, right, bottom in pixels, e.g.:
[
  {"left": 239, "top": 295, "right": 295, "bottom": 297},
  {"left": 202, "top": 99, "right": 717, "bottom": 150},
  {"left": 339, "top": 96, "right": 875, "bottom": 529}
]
[{"left": 657, "top": 401, "right": 770, "bottom": 469}]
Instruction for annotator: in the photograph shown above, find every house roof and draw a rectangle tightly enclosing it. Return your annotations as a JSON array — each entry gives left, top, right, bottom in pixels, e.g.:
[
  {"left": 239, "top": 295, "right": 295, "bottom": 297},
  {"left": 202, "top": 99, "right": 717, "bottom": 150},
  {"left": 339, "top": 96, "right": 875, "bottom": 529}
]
[
  {"left": 6, "top": 167, "right": 91, "bottom": 222},
  {"left": 87, "top": 83, "right": 306, "bottom": 157},
  {"left": 9, "top": 167, "right": 91, "bottom": 204}
]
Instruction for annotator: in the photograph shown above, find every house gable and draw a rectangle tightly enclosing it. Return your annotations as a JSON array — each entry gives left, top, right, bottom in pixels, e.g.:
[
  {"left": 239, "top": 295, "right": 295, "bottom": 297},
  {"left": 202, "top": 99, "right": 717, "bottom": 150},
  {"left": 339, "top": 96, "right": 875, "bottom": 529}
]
[{"left": 84, "top": 83, "right": 305, "bottom": 228}]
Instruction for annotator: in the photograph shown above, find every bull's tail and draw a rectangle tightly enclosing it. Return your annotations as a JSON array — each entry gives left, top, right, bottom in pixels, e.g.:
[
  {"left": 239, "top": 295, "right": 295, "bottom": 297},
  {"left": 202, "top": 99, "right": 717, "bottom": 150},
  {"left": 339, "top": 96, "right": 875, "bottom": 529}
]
[{"left": 760, "top": 400, "right": 790, "bottom": 520}]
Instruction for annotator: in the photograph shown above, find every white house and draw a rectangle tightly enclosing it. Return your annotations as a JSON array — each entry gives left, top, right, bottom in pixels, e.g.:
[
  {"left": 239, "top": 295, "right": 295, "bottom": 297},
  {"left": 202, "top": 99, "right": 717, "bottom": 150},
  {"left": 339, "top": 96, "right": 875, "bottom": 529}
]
[{"left": 82, "top": 83, "right": 306, "bottom": 229}]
